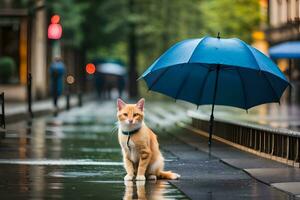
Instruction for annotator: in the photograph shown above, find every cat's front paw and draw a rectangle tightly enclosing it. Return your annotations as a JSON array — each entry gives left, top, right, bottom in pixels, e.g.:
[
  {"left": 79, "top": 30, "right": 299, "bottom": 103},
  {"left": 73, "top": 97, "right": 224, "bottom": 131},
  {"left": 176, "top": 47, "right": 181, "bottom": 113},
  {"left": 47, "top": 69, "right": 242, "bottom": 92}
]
[
  {"left": 147, "top": 175, "right": 157, "bottom": 181},
  {"left": 135, "top": 175, "right": 146, "bottom": 181},
  {"left": 124, "top": 174, "right": 134, "bottom": 181}
]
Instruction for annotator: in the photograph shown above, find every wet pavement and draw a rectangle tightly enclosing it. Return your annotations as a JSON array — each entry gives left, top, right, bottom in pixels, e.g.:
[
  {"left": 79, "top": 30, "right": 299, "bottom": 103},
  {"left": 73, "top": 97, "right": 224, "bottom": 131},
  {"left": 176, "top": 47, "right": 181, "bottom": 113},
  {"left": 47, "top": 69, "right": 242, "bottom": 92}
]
[
  {"left": 0, "top": 102, "right": 186, "bottom": 199},
  {"left": 0, "top": 101, "right": 297, "bottom": 199}
]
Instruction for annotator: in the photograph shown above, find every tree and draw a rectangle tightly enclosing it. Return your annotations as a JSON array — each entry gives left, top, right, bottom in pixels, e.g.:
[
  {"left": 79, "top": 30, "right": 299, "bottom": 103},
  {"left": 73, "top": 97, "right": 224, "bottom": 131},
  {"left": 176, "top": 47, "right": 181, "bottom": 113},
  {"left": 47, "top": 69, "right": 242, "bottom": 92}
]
[
  {"left": 51, "top": 0, "right": 89, "bottom": 48},
  {"left": 49, "top": 0, "right": 260, "bottom": 99},
  {"left": 78, "top": 0, "right": 202, "bottom": 98},
  {"left": 200, "top": 0, "right": 260, "bottom": 43}
]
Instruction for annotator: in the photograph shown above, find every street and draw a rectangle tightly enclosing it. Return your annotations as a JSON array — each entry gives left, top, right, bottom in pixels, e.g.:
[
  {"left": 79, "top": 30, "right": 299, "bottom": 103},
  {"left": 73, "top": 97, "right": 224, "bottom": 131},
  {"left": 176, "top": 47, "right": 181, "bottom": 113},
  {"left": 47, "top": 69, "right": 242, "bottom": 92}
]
[{"left": 0, "top": 101, "right": 295, "bottom": 199}]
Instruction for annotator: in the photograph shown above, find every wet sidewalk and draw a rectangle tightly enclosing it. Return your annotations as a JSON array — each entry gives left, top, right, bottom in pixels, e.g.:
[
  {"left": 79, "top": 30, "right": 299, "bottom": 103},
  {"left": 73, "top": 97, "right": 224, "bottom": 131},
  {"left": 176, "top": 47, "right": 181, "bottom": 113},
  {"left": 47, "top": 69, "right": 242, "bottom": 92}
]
[
  {"left": 0, "top": 101, "right": 187, "bottom": 199},
  {"left": 145, "top": 103, "right": 298, "bottom": 199},
  {"left": 166, "top": 126, "right": 299, "bottom": 199},
  {"left": 4, "top": 94, "right": 86, "bottom": 123},
  {"left": 0, "top": 100, "right": 297, "bottom": 199}
]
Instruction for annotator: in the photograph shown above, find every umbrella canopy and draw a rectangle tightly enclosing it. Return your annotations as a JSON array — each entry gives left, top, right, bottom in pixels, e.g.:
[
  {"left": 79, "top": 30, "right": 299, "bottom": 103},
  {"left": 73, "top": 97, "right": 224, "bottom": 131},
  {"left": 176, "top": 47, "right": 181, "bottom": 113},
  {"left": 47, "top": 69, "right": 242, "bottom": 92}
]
[
  {"left": 97, "top": 62, "right": 126, "bottom": 76},
  {"left": 269, "top": 41, "right": 300, "bottom": 59},
  {"left": 140, "top": 36, "right": 289, "bottom": 145}
]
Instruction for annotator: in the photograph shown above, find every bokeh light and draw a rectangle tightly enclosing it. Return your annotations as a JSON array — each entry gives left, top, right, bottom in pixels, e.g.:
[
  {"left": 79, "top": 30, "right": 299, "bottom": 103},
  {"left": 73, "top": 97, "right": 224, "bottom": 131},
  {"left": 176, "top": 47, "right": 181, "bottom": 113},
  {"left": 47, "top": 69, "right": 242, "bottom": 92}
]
[
  {"left": 85, "top": 63, "right": 96, "bottom": 74},
  {"left": 51, "top": 15, "right": 60, "bottom": 24},
  {"left": 48, "top": 23, "right": 62, "bottom": 39},
  {"left": 66, "top": 75, "right": 75, "bottom": 84}
]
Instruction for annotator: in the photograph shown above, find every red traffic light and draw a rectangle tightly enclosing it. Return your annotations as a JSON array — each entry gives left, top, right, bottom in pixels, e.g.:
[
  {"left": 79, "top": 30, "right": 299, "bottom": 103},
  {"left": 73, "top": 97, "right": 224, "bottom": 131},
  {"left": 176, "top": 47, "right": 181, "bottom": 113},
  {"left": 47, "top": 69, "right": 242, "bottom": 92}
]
[
  {"left": 86, "top": 63, "right": 96, "bottom": 74},
  {"left": 48, "top": 15, "right": 62, "bottom": 40},
  {"left": 51, "top": 15, "right": 60, "bottom": 24},
  {"left": 48, "top": 23, "right": 62, "bottom": 39}
]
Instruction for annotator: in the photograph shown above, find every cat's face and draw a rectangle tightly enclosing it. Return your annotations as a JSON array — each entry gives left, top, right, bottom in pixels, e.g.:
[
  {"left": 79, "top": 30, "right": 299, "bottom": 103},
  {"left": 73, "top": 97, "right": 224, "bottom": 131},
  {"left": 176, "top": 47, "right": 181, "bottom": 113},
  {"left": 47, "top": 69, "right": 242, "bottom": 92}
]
[{"left": 117, "top": 98, "right": 144, "bottom": 130}]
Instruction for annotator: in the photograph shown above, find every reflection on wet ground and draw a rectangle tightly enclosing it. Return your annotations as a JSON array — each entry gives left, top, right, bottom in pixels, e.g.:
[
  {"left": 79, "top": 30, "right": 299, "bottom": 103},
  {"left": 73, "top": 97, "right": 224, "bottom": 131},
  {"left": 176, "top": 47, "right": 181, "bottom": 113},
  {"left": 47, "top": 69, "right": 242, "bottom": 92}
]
[{"left": 0, "top": 102, "right": 187, "bottom": 199}]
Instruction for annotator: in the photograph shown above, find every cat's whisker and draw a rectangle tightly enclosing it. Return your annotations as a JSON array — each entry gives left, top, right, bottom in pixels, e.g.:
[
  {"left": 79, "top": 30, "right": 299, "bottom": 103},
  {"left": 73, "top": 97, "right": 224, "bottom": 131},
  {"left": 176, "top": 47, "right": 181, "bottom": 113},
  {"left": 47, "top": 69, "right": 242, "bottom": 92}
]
[
  {"left": 110, "top": 122, "right": 119, "bottom": 136},
  {"left": 111, "top": 126, "right": 118, "bottom": 134}
]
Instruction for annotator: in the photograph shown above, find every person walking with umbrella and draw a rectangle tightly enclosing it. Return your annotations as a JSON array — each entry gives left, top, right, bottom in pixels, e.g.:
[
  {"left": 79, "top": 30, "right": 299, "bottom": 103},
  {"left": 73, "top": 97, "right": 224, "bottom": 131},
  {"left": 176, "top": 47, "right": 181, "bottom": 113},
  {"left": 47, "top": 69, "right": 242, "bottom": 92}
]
[{"left": 50, "top": 56, "right": 66, "bottom": 112}]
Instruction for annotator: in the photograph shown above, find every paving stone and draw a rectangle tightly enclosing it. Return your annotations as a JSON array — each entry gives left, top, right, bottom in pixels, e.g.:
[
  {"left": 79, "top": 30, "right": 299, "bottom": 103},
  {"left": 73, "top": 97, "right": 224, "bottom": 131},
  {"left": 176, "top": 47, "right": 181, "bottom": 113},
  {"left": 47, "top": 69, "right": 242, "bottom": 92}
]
[
  {"left": 245, "top": 168, "right": 300, "bottom": 184},
  {"left": 272, "top": 182, "right": 300, "bottom": 195}
]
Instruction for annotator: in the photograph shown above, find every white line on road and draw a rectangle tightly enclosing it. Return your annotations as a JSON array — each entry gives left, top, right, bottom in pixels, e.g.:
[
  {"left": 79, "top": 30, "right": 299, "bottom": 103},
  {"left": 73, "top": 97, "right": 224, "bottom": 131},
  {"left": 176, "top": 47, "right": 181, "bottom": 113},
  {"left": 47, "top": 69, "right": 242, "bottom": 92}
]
[{"left": 0, "top": 159, "right": 123, "bottom": 166}]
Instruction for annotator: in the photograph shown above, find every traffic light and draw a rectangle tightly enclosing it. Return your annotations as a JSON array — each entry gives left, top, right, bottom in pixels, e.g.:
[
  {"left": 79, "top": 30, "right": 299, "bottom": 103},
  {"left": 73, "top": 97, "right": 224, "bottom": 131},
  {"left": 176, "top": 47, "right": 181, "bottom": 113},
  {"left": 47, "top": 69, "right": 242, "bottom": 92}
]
[{"left": 48, "top": 15, "right": 62, "bottom": 40}]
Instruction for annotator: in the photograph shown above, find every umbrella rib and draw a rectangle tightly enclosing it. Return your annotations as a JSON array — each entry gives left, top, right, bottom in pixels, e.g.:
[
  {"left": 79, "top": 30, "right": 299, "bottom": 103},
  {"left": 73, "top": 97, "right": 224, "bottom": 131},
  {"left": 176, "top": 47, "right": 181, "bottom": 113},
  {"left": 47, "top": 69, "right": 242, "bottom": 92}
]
[
  {"left": 236, "top": 68, "right": 248, "bottom": 109},
  {"left": 147, "top": 67, "right": 171, "bottom": 91},
  {"left": 187, "top": 36, "right": 208, "bottom": 63},
  {"left": 261, "top": 71, "right": 280, "bottom": 102},
  {"left": 237, "top": 39, "right": 263, "bottom": 72},
  {"left": 238, "top": 40, "right": 280, "bottom": 102},
  {"left": 174, "top": 65, "right": 194, "bottom": 100},
  {"left": 196, "top": 69, "right": 210, "bottom": 106}
]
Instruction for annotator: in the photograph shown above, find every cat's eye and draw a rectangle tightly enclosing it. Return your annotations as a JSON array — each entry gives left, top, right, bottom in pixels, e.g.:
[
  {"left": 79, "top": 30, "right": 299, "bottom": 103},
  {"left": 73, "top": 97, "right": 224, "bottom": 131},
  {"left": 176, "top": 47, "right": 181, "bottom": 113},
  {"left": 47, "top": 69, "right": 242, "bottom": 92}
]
[
  {"left": 123, "top": 113, "right": 128, "bottom": 117},
  {"left": 133, "top": 113, "right": 138, "bottom": 117}
]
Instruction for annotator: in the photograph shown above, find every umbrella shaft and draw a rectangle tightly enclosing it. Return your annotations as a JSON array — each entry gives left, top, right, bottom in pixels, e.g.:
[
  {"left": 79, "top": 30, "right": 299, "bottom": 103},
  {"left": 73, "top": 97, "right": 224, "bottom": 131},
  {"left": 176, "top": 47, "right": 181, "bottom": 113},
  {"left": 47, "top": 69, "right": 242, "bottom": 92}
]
[
  {"left": 209, "top": 65, "right": 220, "bottom": 146},
  {"left": 209, "top": 114, "right": 214, "bottom": 144}
]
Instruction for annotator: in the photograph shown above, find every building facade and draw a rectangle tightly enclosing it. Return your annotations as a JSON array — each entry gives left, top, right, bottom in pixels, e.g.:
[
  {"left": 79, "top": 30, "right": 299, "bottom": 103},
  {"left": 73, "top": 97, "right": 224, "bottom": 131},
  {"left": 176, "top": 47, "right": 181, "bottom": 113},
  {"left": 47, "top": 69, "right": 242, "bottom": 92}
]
[
  {"left": 0, "top": 0, "right": 48, "bottom": 101},
  {"left": 266, "top": 0, "right": 300, "bottom": 45},
  {"left": 266, "top": 0, "right": 300, "bottom": 103}
]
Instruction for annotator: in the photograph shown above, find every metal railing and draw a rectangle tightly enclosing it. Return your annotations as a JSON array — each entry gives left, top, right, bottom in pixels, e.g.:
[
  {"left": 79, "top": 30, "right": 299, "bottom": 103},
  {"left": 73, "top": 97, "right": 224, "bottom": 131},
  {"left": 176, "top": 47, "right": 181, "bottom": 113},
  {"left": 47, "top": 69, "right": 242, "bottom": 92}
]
[{"left": 189, "top": 113, "right": 300, "bottom": 166}]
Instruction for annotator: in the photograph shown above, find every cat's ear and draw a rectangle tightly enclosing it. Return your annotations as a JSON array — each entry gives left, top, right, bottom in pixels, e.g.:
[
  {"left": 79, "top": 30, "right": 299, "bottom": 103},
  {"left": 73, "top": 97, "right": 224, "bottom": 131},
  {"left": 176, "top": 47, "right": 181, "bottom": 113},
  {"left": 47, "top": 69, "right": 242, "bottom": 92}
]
[
  {"left": 136, "top": 98, "right": 145, "bottom": 111},
  {"left": 117, "top": 98, "right": 126, "bottom": 111}
]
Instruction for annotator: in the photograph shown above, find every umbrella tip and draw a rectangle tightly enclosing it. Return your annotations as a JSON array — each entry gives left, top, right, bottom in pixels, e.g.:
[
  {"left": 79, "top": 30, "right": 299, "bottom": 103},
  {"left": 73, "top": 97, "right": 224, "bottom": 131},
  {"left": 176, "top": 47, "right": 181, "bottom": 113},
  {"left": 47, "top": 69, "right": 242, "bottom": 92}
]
[{"left": 217, "top": 32, "right": 221, "bottom": 39}]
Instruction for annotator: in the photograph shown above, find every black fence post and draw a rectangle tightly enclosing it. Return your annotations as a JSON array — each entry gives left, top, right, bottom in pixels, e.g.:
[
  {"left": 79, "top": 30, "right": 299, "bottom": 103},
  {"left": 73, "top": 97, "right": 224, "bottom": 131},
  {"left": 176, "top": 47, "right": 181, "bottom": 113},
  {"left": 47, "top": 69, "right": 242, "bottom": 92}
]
[
  {"left": 66, "top": 84, "right": 70, "bottom": 110},
  {"left": 27, "top": 73, "right": 33, "bottom": 118}
]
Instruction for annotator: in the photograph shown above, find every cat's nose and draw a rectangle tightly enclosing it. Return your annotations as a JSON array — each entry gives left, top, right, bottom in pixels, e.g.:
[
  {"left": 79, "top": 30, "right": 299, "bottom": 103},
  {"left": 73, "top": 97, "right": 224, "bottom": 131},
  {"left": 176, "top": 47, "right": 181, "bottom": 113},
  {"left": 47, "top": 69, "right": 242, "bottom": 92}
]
[{"left": 128, "top": 119, "right": 133, "bottom": 124}]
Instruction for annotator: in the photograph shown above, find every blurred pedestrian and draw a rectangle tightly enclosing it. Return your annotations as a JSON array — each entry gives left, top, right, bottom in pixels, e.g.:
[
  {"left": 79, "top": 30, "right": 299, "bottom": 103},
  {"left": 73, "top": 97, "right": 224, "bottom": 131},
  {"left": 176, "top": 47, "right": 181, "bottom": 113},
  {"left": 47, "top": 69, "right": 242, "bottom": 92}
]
[{"left": 49, "top": 56, "right": 65, "bottom": 111}]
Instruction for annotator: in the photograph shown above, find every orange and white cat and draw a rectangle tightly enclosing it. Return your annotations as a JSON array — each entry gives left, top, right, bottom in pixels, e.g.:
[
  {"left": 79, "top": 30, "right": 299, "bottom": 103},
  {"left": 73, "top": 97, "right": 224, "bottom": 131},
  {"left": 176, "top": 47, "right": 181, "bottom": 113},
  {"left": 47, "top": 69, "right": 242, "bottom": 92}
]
[{"left": 117, "top": 98, "right": 180, "bottom": 181}]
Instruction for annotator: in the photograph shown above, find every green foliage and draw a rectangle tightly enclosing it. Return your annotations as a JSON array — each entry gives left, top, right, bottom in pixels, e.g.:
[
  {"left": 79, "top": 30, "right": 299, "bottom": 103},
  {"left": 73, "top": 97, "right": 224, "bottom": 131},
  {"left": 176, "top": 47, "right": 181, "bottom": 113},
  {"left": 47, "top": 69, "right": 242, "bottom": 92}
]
[
  {"left": 0, "top": 57, "right": 16, "bottom": 83},
  {"left": 51, "top": 0, "right": 89, "bottom": 48},
  {"left": 48, "top": 0, "right": 261, "bottom": 99},
  {"left": 77, "top": 0, "right": 259, "bottom": 67},
  {"left": 81, "top": 0, "right": 202, "bottom": 67},
  {"left": 200, "top": 0, "right": 260, "bottom": 42},
  {"left": 134, "top": 0, "right": 202, "bottom": 65},
  {"left": 81, "top": 0, "right": 128, "bottom": 58}
]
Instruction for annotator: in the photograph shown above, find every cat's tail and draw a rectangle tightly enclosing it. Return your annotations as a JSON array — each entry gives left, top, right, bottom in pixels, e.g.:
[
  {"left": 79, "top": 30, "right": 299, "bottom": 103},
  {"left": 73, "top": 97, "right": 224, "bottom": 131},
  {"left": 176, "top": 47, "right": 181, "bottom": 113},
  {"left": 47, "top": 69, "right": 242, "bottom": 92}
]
[{"left": 158, "top": 171, "right": 180, "bottom": 180}]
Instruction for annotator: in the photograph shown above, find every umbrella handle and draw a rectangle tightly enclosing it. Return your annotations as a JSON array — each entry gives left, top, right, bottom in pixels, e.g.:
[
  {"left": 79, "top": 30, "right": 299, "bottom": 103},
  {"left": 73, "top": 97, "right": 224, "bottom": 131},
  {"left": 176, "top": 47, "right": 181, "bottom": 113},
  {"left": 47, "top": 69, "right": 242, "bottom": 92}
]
[{"left": 208, "top": 114, "right": 214, "bottom": 146}]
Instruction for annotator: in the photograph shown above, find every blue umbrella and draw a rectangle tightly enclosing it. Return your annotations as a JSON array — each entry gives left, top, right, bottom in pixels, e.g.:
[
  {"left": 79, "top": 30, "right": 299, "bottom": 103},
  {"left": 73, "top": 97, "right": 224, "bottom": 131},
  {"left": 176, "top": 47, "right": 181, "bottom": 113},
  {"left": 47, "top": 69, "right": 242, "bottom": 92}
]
[{"left": 140, "top": 34, "right": 290, "bottom": 145}]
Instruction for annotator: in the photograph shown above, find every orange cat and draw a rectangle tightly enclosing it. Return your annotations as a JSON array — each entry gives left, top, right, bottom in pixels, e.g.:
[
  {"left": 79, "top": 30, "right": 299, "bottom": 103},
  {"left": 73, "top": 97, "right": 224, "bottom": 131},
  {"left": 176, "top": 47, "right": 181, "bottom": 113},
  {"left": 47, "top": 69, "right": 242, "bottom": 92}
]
[{"left": 117, "top": 98, "right": 180, "bottom": 181}]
